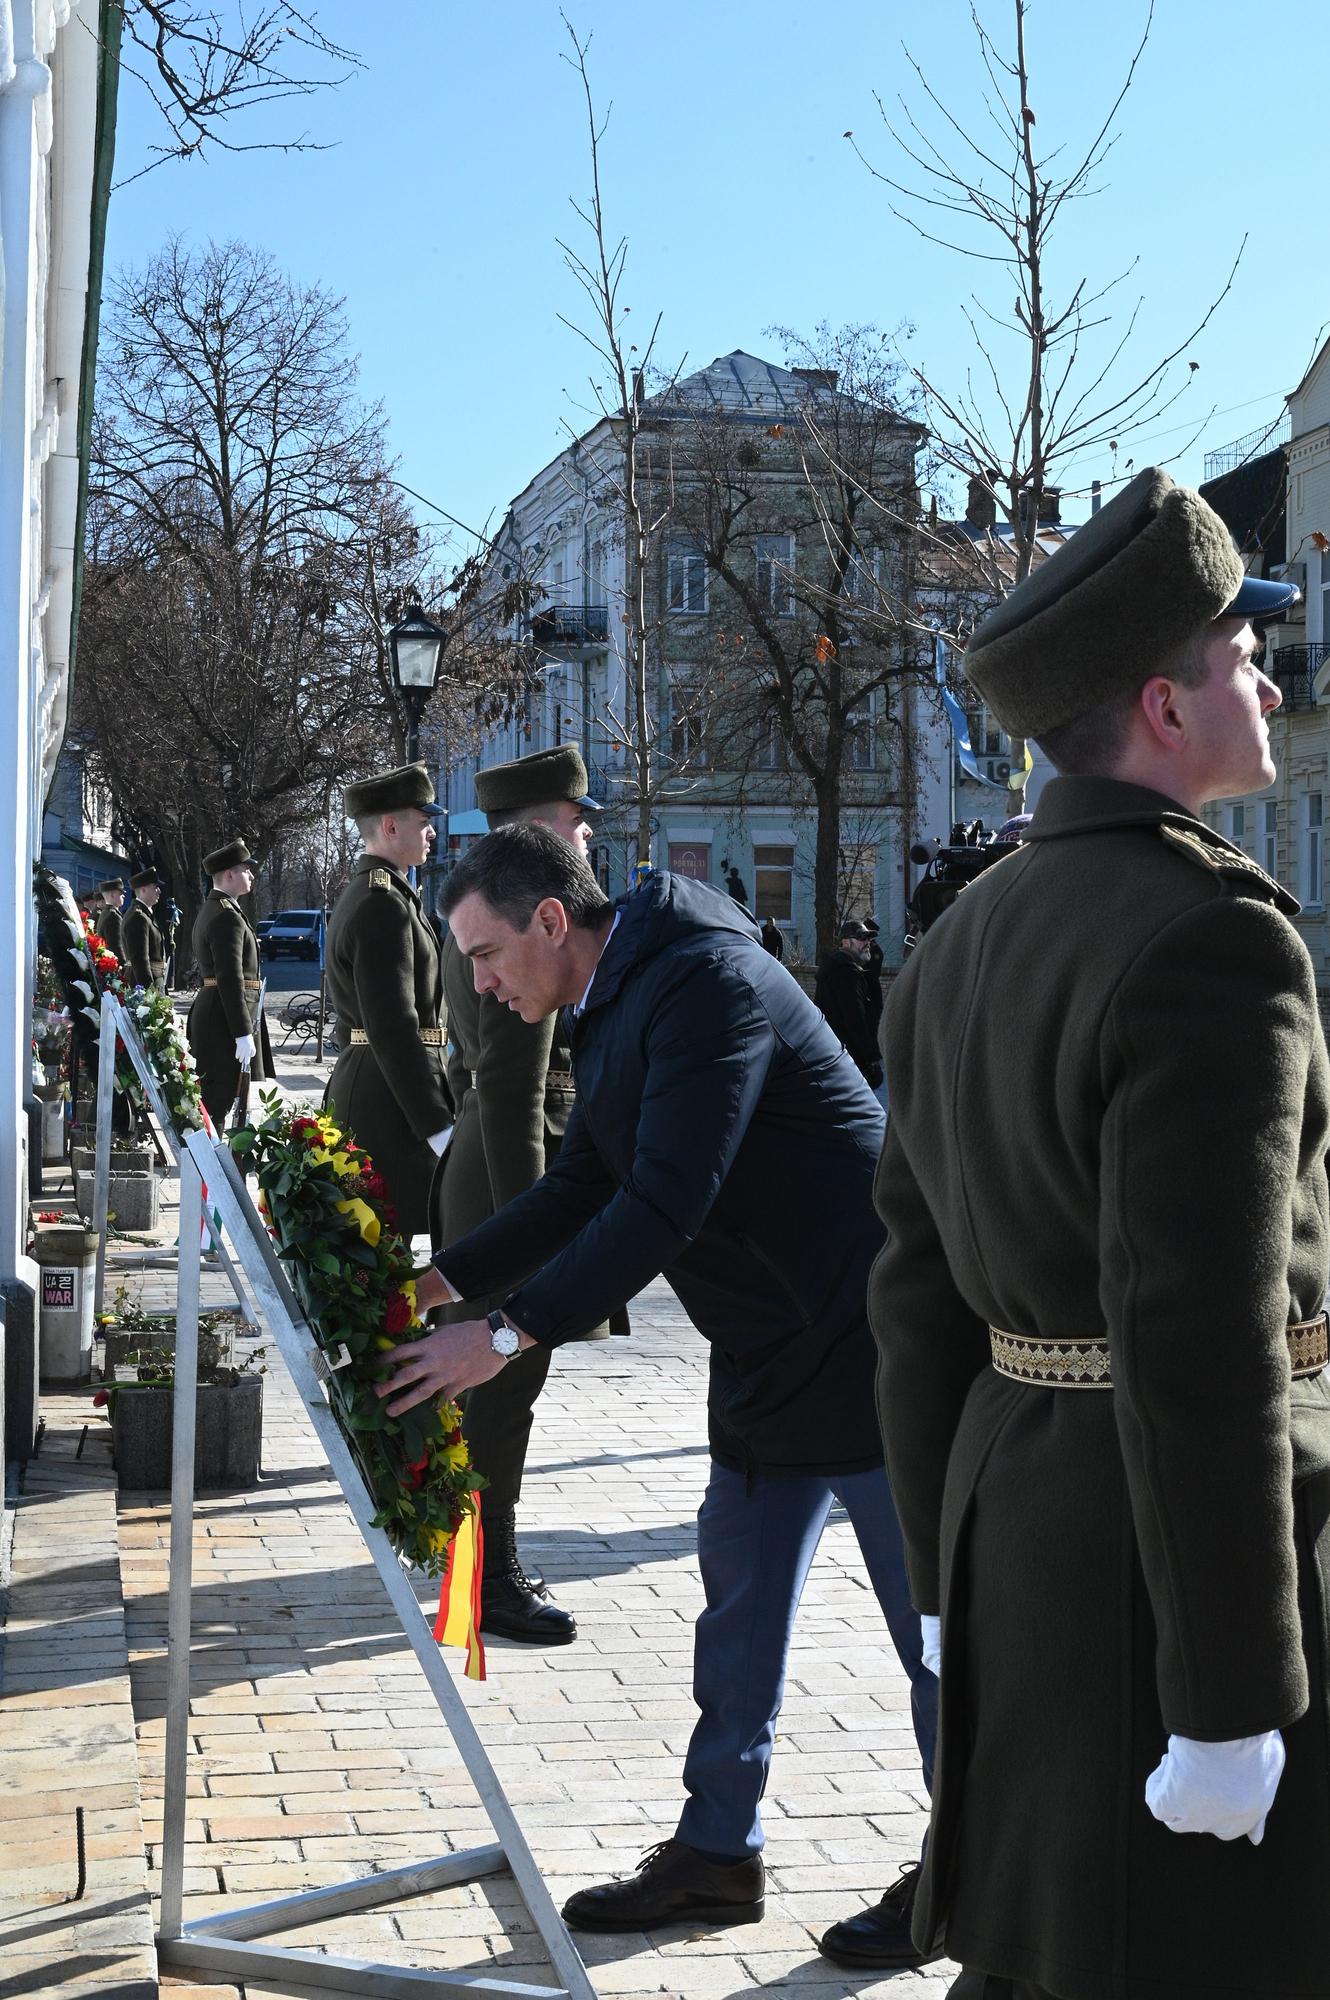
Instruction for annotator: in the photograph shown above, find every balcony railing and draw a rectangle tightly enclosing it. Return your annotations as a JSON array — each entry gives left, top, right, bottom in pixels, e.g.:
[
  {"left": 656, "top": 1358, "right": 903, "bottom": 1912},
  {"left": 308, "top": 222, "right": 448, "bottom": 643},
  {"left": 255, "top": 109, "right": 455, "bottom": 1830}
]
[
  {"left": 525, "top": 604, "right": 609, "bottom": 650},
  {"left": 1271, "top": 643, "right": 1327, "bottom": 712}
]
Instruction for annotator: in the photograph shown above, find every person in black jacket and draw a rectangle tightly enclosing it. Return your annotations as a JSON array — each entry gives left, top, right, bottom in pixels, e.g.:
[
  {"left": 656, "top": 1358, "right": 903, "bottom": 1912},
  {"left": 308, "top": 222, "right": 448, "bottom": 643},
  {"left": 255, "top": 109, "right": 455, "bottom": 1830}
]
[
  {"left": 815, "top": 919, "right": 882, "bottom": 1090},
  {"left": 378, "top": 824, "right": 937, "bottom": 1959}
]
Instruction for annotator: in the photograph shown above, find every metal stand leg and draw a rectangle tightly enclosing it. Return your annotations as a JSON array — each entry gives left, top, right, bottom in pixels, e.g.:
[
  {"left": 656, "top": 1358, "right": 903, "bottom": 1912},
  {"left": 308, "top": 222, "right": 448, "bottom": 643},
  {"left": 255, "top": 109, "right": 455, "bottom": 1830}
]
[
  {"left": 91, "top": 991, "right": 117, "bottom": 1319},
  {"left": 158, "top": 1148, "right": 202, "bottom": 1939}
]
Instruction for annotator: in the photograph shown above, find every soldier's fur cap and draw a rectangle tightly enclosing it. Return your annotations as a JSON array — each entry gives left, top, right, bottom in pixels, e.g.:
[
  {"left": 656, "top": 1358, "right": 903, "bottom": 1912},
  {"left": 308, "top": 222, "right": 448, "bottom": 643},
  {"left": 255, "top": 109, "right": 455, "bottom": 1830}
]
[
  {"left": 203, "top": 839, "right": 255, "bottom": 877},
  {"left": 97, "top": 877, "right": 125, "bottom": 895},
  {"left": 475, "top": 745, "right": 600, "bottom": 820},
  {"left": 964, "top": 467, "right": 1299, "bottom": 739},
  {"left": 129, "top": 868, "right": 161, "bottom": 890},
  {"left": 343, "top": 761, "right": 443, "bottom": 820}
]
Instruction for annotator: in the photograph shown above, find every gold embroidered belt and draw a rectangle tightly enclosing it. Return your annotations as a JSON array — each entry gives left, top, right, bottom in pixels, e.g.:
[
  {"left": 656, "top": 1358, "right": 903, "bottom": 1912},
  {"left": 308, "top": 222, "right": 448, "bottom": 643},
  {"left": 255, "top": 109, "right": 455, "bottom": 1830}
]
[
  {"left": 348, "top": 1026, "right": 443, "bottom": 1047},
  {"left": 203, "top": 977, "right": 261, "bottom": 990},
  {"left": 989, "top": 1313, "right": 1330, "bottom": 1390}
]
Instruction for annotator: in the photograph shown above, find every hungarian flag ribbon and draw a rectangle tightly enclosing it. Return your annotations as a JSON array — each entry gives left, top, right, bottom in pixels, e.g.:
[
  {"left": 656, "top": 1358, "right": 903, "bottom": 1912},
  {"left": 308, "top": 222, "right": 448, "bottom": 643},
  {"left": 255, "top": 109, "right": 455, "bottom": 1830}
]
[{"left": 433, "top": 1495, "right": 485, "bottom": 1680}]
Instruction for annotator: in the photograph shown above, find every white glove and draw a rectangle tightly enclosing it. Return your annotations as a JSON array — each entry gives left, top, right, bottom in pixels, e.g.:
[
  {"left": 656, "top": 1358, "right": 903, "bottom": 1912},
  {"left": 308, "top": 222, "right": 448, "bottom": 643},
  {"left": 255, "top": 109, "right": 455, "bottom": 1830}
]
[
  {"left": 234, "top": 1034, "right": 256, "bottom": 1065},
  {"left": 920, "top": 1613, "right": 941, "bottom": 1677},
  {"left": 426, "top": 1127, "right": 453, "bottom": 1158},
  {"left": 1145, "top": 1731, "right": 1285, "bottom": 1846}
]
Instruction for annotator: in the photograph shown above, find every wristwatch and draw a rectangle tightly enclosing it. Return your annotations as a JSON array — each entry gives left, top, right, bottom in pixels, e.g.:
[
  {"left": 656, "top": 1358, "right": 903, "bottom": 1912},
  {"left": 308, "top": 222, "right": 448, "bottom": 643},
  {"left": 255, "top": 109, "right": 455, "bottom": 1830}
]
[{"left": 486, "top": 1309, "right": 521, "bottom": 1361}]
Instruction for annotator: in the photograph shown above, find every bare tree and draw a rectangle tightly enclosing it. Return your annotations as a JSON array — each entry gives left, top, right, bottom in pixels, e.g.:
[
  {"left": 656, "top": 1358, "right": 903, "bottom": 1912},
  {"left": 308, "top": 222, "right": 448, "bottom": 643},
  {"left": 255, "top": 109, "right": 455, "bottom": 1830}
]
[
  {"left": 848, "top": 0, "right": 1242, "bottom": 796},
  {"left": 75, "top": 240, "right": 447, "bottom": 946},
  {"left": 112, "top": 0, "right": 359, "bottom": 187},
  {"left": 556, "top": 17, "right": 681, "bottom": 870}
]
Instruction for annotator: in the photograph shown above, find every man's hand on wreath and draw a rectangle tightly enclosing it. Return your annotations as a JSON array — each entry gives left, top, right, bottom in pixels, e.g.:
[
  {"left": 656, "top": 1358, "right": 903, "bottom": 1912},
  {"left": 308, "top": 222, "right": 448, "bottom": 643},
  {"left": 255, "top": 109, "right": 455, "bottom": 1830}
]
[{"left": 375, "top": 1321, "right": 507, "bottom": 1415}]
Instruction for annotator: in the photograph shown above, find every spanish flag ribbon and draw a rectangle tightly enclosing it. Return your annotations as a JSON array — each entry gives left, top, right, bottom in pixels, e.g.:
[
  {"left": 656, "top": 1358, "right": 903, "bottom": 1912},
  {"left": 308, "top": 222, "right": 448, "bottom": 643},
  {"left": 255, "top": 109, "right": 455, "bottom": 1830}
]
[{"left": 432, "top": 1495, "right": 485, "bottom": 1680}]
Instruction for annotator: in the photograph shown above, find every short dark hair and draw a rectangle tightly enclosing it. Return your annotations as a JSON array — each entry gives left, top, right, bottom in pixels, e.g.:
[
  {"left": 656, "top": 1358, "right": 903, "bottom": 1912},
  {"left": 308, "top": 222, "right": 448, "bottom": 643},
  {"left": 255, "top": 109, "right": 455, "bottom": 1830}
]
[
  {"left": 1036, "top": 628, "right": 1211, "bottom": 776},
  {"left": 440, "top": 822, "right": 612, "bottom": 932}
]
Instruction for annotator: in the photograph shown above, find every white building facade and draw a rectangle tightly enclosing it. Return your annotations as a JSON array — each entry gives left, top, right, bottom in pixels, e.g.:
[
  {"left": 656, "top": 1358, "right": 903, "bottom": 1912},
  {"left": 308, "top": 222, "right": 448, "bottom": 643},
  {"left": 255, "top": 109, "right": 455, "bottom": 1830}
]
[{"left": 0, "top": 0, "right": 117, "bottom": 1465}]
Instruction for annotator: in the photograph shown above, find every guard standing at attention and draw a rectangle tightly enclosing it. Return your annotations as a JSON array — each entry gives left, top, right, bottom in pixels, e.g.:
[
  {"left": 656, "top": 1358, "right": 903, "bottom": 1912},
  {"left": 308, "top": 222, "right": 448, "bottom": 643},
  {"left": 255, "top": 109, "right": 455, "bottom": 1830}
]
[
  {"left": 95, "top": 878, "right": 126, "bottom": 962},
  {"left": 432, "top": 744, "right": 605, "bottom": 1646},
  {"left": 122, "top": 869, "right": 168, "bottom": 992},
  {"left": 324, "top": 762, "right": 452, "bottom": 1239},
  {"left": 187, "top": 839, "right": 273, "bottom": 1124},
  {"left": 867, "top": 468, "right": 1330, "bottom": 1998}
]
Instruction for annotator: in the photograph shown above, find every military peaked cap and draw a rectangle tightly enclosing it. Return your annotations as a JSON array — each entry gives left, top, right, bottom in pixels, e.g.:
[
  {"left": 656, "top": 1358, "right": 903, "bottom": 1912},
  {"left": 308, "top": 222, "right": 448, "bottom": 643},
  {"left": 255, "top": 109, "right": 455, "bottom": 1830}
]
[
  {"left": 203, "top": 839, "right": 255, "bottom": 876},
  {"left": 129, "top": 868, "right": 161, "bottom": 890},
  {"left": 964, "top": 466, "right": 1301, "bottom": 739},
  {"left": 475, "top": 744, "right": 600, "bottom": 819},
  {"left": 343, "top": 761, "right": 443, "bottom": 820},
  {"left": 98, "top": 877, "right": 125, "bottom": 895}
]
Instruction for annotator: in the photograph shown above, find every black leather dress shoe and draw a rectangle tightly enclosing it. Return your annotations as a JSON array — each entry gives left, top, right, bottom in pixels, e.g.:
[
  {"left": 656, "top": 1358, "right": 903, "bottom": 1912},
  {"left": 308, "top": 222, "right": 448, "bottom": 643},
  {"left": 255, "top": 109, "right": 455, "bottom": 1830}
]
[
  {"left": 562, "top": 1839, "right": 765, "bottom": 1933},
  {"left": 817, "top": 1858, "right": 941, "bottom": 1968},
  {"left": 480, "top": 1571, "right": 575, "bottom": 1645}
]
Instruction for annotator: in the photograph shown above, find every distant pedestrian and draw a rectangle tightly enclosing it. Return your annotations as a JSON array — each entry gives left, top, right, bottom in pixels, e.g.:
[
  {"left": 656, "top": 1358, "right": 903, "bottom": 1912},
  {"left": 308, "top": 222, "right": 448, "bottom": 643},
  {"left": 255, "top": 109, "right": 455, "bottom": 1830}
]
[
  {"left": 863, "top": 916, "right": 884, "bottom": 1036},
  {"left": 814, "top": 919, "right": 881, "bottom": 1092},
  {"left": 759, "top": 915, "right": 784, "bottom": 960}
]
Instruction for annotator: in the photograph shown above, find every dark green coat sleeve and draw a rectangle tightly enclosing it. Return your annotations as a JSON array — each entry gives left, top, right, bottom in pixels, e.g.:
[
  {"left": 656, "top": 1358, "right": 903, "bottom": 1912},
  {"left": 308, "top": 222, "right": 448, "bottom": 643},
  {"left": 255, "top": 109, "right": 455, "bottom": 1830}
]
[
  {"left": 351, "top": 892, "right": 453, "bottom": 1140},
  {"left": 122, "top": 907, "right": 151, "bottom": 988},
  {"left": 1101, "top": 896, "right": 1315, "bottom": 1740},
  {"left": 474, "top": 992, "right": 555, "bottom": 1209},
  {"left": 872, "top": 1124, "right": 992, "bottom": 1616},
  {"left": 212, "top": 906, "right": 254, "bottom": 1038}
]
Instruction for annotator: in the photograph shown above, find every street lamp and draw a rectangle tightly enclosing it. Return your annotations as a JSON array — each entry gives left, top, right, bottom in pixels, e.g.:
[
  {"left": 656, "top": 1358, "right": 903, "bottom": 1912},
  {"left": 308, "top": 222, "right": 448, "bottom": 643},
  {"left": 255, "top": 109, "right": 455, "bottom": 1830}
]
[{"left": 387, "top": 604, "right": 447, "bottom": 764}]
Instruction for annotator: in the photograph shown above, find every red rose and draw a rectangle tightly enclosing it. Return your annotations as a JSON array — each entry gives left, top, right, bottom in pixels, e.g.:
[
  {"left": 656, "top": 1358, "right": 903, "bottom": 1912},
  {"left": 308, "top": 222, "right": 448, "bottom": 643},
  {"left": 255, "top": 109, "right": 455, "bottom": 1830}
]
[
  {"left": 360, "top": 1170, "right": 389, "bottom": 1201},
  {"left": 291, "top": 1115, "right": 319, "bottom": 1138},
  {"left": 383, "top": 1290, "right": 412, "bottom": 1337},
  {"left": 92, "top": 1389, "right": 108, "bottom": 1407}
]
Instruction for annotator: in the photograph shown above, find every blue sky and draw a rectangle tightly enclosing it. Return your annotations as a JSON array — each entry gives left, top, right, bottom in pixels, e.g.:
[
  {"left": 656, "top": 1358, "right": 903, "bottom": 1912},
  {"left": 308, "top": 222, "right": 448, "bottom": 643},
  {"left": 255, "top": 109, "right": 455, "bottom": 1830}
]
[{"left": 103, "top": 0, "right": 1319, "bottom": 554}]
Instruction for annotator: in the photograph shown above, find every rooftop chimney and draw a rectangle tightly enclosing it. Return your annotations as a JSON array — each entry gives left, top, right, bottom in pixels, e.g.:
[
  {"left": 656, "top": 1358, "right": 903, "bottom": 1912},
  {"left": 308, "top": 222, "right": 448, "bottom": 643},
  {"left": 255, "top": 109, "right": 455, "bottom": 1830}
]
[{"left": 966, "top": 470, "right": 1000, "bottom": 532}]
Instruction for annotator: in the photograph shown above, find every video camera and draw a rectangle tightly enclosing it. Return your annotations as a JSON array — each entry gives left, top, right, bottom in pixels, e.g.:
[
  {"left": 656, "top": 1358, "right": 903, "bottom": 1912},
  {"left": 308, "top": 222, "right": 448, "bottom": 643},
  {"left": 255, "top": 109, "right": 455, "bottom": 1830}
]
[{"left": 906, "top": 821, "right": 1011, "bottom": 938}]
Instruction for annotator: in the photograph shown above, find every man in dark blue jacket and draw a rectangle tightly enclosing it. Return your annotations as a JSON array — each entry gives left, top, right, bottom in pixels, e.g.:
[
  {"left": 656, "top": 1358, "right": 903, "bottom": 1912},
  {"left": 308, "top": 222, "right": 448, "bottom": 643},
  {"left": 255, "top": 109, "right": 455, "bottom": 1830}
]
[{"left": 380, "top": 823, "right": 936, "bottom": 1953}]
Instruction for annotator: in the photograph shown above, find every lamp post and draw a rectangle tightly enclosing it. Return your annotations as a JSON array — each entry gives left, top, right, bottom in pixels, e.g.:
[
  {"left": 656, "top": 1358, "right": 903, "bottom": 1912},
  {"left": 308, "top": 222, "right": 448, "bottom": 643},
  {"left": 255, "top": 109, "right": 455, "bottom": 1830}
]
[
  {"left": 387, "top": 604, "right": 447, "bottom": 764},
  {"left": 387, "top": 603, "right": 448, "bottom": 896}
]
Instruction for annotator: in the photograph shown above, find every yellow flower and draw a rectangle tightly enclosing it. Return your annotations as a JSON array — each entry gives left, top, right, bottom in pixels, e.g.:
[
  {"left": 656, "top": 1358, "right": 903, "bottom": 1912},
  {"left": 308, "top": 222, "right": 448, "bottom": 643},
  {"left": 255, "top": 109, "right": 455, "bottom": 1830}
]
[
  {"left": 335, "top": 1197, "right": 380, "bottom": 1246},
  {"left": 374, "top": 1334, "right": 396, "bottom": 1351},
  {"left": 329, "top": 1151, "right": 358, "bottom": 1179},
  {"left": 426, "top": 1526, "right": 452, "bottom": 1554},
  {"left": 444, "top": 1442, "right": 469, "bottom": 1472},
  {"left": 308, "top": 1145, "right": 332, "bottom": 1167}
]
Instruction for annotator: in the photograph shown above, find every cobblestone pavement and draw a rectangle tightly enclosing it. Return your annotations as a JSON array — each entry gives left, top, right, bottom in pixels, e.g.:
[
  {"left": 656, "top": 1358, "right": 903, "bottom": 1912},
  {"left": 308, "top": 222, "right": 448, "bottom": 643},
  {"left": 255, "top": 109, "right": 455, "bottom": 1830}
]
[{"left": 8, "top": 1034, "right": 958, "bottom": 1998}]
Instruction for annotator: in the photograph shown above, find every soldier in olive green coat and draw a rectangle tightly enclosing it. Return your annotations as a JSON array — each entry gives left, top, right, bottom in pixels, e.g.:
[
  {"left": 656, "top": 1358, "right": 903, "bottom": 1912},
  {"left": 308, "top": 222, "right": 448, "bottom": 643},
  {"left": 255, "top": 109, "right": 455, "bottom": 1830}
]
[
  {"left": 95, "top": 878, "right": 125, "bottom": 963},
  {"left": 870, "top": 470, "right": 1330, "bottom": 2000},
  {"left": 433, "top": 745, "right": 604, "bottom": 1646},
  {"left": 187, "top": 840, "right": 273, "bottom": 1125},
  {"left": 324, "top": 763, "right": 452, "bottom": 1240},
  {"left": 122, "top": 869, "right": 168, "bottom": 992}
]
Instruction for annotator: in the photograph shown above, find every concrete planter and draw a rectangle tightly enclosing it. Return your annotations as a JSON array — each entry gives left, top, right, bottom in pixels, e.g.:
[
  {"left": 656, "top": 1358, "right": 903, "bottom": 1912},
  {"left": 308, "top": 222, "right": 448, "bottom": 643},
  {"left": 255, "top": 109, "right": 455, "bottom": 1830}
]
[
  {"left": 101, "top": 1311, "right": 238, "bottom": 1380},
  {"left": 72, "top": 1145, "right": 153, "bottom": 1176},
  {"left": 74, "top": 1168, "right": 158, "bottom": 1231},
  {"left": 111, "top": 1374, "right": 263, "bottom": 1489}
]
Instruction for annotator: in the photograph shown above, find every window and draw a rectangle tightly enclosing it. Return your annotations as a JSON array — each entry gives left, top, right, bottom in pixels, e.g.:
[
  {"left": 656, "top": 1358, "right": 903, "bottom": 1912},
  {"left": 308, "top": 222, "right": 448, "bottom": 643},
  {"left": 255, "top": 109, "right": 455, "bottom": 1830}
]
[
  {"left": 844, "top": 547, "right": 881, "bottom": 606},
  {"left": 846, "top": 697, "right": 876, "bottom": 771},
  {"left": 1228, "top": 803, "right": 1246, "bottom": 844},
  {"left": 1304, "top": 792, "right": 1323, "bottom": 907},
  {"left": 1263, "top": 799, "right": 1279, "bottom": 876},
  {"left": 750, "top": 714, "right": 788, "bottom": 771},
  {"left": 756, "top": 533, "right": 795, "bottom": 616},
  {"left": 667, "top": 538, "right": 708, "bottom": 613},
  {"left": 839, "top": 846, "right": 877, "bottom": 923},
  {"left": 668, "top": 676, "right": 709, "bottom": 766},
  {"left": 754, "top": 843, "right": 794, "bottom": 923}
]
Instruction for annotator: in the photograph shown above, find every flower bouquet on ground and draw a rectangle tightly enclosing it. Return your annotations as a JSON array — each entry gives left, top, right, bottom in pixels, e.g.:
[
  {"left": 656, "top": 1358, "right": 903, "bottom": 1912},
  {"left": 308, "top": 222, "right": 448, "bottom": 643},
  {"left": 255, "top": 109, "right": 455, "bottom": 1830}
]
[{"left": 233, "top": 1091, "right": 486, "bottom": 1675}]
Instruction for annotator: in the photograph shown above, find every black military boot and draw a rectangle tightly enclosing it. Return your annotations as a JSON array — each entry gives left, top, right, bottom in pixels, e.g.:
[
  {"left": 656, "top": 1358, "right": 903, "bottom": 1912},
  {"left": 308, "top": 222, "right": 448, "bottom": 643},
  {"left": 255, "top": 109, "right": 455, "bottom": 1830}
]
[{"left": 481, "top": 1507, "right": 574, "bottom": 1644}]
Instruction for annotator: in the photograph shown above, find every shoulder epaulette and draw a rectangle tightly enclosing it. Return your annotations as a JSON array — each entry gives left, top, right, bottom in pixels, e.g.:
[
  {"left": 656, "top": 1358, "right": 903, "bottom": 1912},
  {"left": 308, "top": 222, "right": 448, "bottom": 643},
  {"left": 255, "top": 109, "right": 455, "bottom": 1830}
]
[
  {"left": 1160, "top": 821, "right": 1300, "bottom": 916},
  {"left": 369, "top": 868, "right": 394, "bottom": 892}
]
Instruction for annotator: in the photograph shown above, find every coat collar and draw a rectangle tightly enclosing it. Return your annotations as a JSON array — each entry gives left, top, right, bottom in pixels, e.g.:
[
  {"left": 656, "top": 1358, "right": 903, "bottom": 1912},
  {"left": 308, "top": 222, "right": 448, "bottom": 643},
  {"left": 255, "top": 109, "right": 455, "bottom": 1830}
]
[
  {"left": 1028, "top": 775, "right": 1215, "bottom": 843},
  {"left": 354, "top": 852, "right": 417, "bottom": 905}
]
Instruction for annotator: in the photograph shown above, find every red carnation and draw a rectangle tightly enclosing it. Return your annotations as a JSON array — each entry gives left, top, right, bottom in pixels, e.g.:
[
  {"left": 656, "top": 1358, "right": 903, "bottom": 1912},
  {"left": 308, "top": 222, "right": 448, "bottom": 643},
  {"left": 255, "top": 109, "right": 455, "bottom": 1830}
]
[
  {"left": 291, "top": 1115, "right": 319, "bottom": 1137},
  {"left": 360, "top": 1170, "right": 389, "bottom": 1201},
  {"left": 92, "top": 1389, "right": 109, "bottom": 1407},
  {"left": 383, "top": 1290, "right": 412, "bottom": 1337}
]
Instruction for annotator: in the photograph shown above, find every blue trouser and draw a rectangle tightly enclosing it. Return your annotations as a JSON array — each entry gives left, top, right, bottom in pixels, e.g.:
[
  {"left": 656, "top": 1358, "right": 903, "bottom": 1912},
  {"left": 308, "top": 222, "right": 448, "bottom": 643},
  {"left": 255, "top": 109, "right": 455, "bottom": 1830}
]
[{"left": 676, "top": 1459, "right": 938, "bottom": 1858}]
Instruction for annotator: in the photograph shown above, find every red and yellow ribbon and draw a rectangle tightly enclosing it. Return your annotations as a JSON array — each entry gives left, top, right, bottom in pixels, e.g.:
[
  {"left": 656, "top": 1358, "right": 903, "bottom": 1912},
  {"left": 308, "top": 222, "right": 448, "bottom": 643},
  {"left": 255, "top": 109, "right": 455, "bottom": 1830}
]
[{"left": 432, "top": 1495, "right": 485, "bottom": 1680}]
